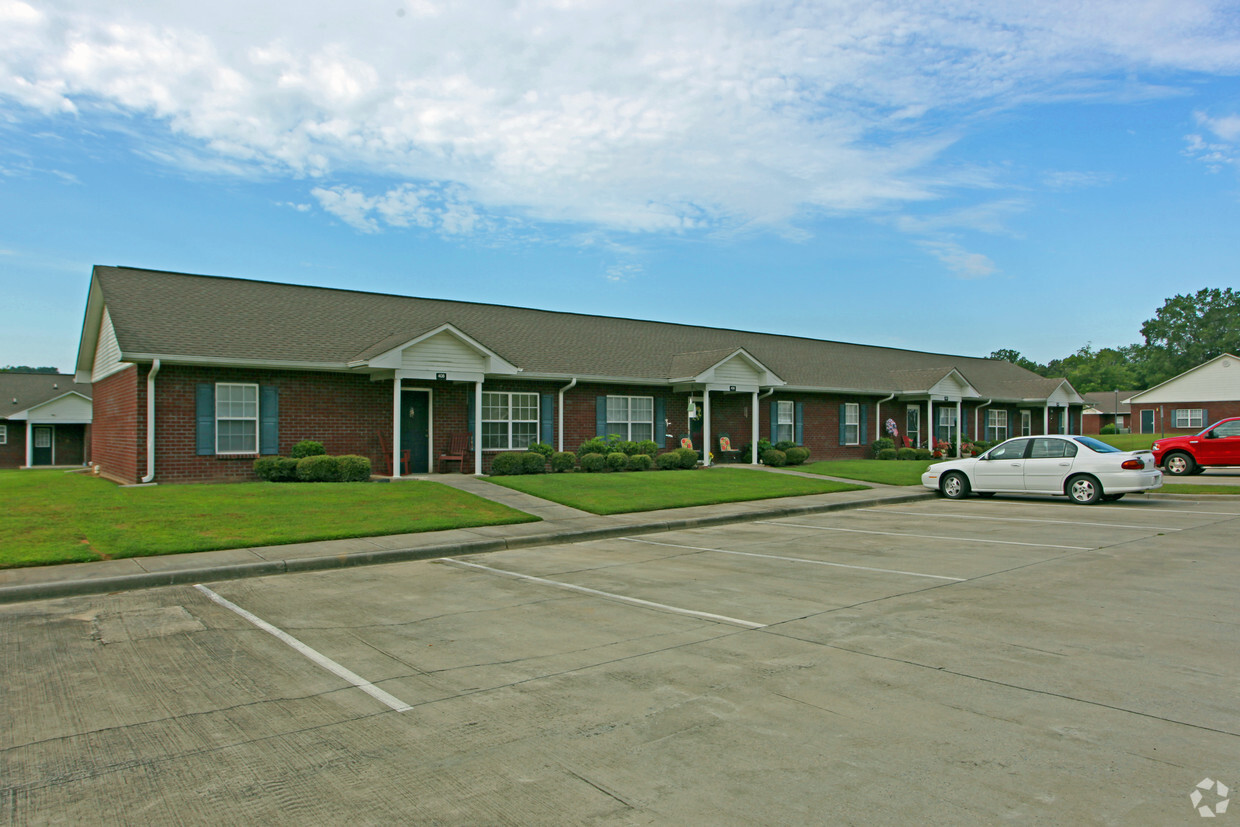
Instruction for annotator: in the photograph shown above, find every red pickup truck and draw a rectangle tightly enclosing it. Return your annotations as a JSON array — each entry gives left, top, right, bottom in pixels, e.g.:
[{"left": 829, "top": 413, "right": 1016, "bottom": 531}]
[{"left": 1151, "top": 417, "right": 1240, "bottom": 475}]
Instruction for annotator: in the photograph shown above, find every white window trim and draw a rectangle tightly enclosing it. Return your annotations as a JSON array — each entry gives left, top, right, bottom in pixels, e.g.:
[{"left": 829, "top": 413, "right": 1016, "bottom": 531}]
[
  {"left": 1020, "top": 409, "right": 1032, "bottom": 436},
  {"left": 1174, "top": 408, "right": 1204, "bottom": 429},
  {"left": 905, "top": 405, "right": 920, "bottom": 446},
  {"left": 606, "top": 395, "right": 655, "bottom": 442},
  {"left": 216, "top": 382, "right": 260, "bottom": 455},
  {"left": 987, "top": 409, "right": 1008, "bottom": 442},
  {"left": 776, "top": 400, "right": 795, "bottom": 444},
  {"left": 843, "top": 402, "right": 860, "bottom": 446},
  {"left": 481, "top": 391, "right": 540, "bottom": 451},
  {"left": 938, "top": 407, "right": 958, "bottom": 443},
  {"left": 0, "top": 423, "right": 6, "bottom": 445}
]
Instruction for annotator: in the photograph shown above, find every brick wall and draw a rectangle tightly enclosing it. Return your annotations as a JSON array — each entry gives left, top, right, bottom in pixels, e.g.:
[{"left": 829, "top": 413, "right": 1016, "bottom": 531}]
[
  {"left": 0, "top": 420, "right": 25, "bottom": 468},
  {"left": 91, "top": 365, "right": 140, "bottom": 484},
  {"left": 1131, "top": 401, "right": 1240, "bottom": 435}
]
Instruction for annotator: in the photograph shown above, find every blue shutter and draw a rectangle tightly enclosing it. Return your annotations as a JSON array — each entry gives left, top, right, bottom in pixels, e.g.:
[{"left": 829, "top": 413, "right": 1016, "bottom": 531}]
[
  {"left": 259, "top": 385, "right": 279, "bottom": 455},
  {"left": 654, "top": 397, "right": 666, "bottom": 448},
  {"left": 770, "top": 400, "right": 778, "bottom": 443},
  {"left": 859, "top": 403, "right": 868, "bottom": 445},
  {"left": 596, "top": 396, "right": 607, "bottom": 438},
  {"left": 794, "top": 402, "right": 804, "bottom": 445},
  {"left": 467, "top": 391, "right": 475, "bottom": 450},
  {"left": 838, "top": 403, "right": 847, "bottom": 445},
  {"left": 540, "top": 394, "right": 553, "bottom": 446},
  {"left": 1202, "top": 409, "right": 1210, "bottom": 430},
  {"left": 196, "top": 383, "right": 215, "bottom": 456}
]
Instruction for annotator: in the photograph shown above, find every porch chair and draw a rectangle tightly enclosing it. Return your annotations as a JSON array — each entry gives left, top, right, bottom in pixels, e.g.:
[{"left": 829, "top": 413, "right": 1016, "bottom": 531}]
[
  {"left": 679, "top": 436, "right": 694, "bottom": 450},
  {"left": 438, "top": 432, "right": 470, "bottom": 473},
  {"left": 376, "top": 430, "right": 412, "bottom": 476},
  {"left": 718, "top": 434, "right": 741, "bottom": 463}
]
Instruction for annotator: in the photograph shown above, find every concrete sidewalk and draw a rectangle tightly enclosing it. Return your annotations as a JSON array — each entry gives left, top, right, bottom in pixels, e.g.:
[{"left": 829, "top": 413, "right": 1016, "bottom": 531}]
[{"left": 0, "top": 472, "right": 933, "bottom": 605}]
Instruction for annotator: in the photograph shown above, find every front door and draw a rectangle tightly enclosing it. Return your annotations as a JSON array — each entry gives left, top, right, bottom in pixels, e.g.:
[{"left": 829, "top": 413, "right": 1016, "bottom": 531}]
[
  {"left": 32, "top": 426, "right": 54, "bottom": 466},
  {"left": 1140, "top": 409, "right": 1155, "bottom": 434},
  {"left": 400, "top": 391, "right": 431, "bottom": 474},
  {"left": 906, "top": 405, "right": 920, "bottom": 448}
]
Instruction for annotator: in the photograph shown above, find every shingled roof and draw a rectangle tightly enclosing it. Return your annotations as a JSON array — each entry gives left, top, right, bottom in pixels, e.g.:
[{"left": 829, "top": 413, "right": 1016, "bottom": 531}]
[
  {"left": 1, "top": 373, "right": 90, "bottom": 420},
  {"left": 78, "top": 265, "right": 1074, "bottom": 402}
]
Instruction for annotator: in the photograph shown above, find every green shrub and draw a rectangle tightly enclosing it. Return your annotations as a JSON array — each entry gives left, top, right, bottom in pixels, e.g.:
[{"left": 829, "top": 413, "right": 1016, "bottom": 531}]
[
  {"left": 296, "top": 454, "right": 341, "bottom": 482},
  {"left": 520, "top": 452, "right": 547, "bottom": 474},
  {"left": 773, "top": 440, "right": 797, "bottom": 452},
  {"left": 551, "top": 451, "right": 576, "bottom": 472},
  {"left": 580, "top": 453, "right": 607, "bottom": 472},
  {"left": 253, "top": 456, "right": 283, "bottom": 481},
  {"left": 636, "top": 440, "right": 659, "bottom": 456},
  {"left": 606, "top": 451, "right": 629, "bottom": 471},
  {"left": 613, "top": 440, "right": 637, "bottom": 456},
  {"left": 675, "top": 447, "right": 699, "bottom": 468},
  {"left": 914, "top": 448, "right": 933, "bottom": 460},
  {"left": 870, "top": 437, "right": 894, "bottom": 458},
  {"left": 762, "top": 449, "right": 787, "bottom": 467},
  {"left": 490, "top": 452, "right": 526, "bottom": 476},
  {"left": 627, "top": 453, "right": 653, "bottom": 471},
  {"left": 528, "top": 442, "right": 554, "bottom": 459},
  {"left": 1100, "top": 423, "right": 1117, "bottom": 435},
  {"left": 877, "top": 448, "right": 898, "bottom": 460},
  {"left": 785, "top": 446, "right": 810, "bottom": 465},
  {"left": 578, "top": 437, "right": 609, "bottom": 456},
  {"left": 291, "top": 440, "right": 327, "bottom": 459},
  {"left": 896, "top": 447, "right": 918, "bottom": 460},
  {"left": 656, "top": 451, "right": 682, "bottom": 470},
  {"left": 336, "top": 455, "right": 372, "bottom": 482}
]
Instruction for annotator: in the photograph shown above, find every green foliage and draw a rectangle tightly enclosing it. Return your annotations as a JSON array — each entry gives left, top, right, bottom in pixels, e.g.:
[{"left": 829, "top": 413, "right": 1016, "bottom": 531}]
[
  {"left": 656, "top": 451, "right": 682, "bottom": 470},
  {"left": 988, "top": 349, "right": 1043, "bottom": 373},
  {"left": 876, "top": 448, "right": 898, "bottom": 460},
  {"left": 762, "top": 449, "right": 787, "bottom": 467},
  {"left": 636, "top": 440, "right": 659, "bottom": 456},
  {"left": 291, "top": 440, "right": 327, "bottom": 459},
  {"left": 518, "top": 452, "right": 545, "bottom": 474},
  {"left": 578, "top": 437, "right": 609, "bottom": 456},
  {"left": 1100, "top": 423, "right": 1118, "bottom": 435},
  {"left": 551, "top": 451, "right": 577, "bottom": 472},
  {"left": 1139, "top": 287, "right": 1240, "bottom": 384},
  {"left": 675, "top": 447, "right": 699, "bottom": 468},
  {"left": 785, "top": 446, "right": 809, "bottom": 465},
  {"left": 579, "top": 453, "right": 608, "bottom": 473},
  {"left": 527, "top": 442, "right": 554, "bottom": 459},
  {"left": 773, "top": 440, "right": 798, "bottom": 452},
  {"left": 336, "top": 455, "right": 372, "bottom": 482},
  {"left": 253, "top": 456, "right": 283, "bottom": 481},
  {"left": 296, "top": 454, "right": 341, "bottom": 482},
  {"left": 627, "top": 454, "right": 653, "bottom": 471},
  {"left": 870, "top": 437, "right": 894, "bottom": 457},
  {"left": 0, "top": 365, "right": 60, "bottom": 373},
  {"left": 606, "top": 451, "right": 629, "bottom": 471},
  {"left": 490, "top": 452, "right": 526, "bottom": 476},
  {"left": 914, "top": 448, "right": 933, "bottom": 460},
  {"left": 896, "top": 447, "right": 918, "bottom": 460}
]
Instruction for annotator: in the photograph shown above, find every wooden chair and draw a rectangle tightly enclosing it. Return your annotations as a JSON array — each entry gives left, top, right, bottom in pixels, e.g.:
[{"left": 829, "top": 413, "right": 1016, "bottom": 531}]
[
  {"left": 718, "top": 434, "right": 741, "bottom": 463},
  {"left": 680, "top": 436, "right": 694, "bottom": 450},
  {"left": 438, "top": 432, "right": 470, "bottom": 473},
  {"left": 376, "top": 430, "right": 412, "bottom": 476}
]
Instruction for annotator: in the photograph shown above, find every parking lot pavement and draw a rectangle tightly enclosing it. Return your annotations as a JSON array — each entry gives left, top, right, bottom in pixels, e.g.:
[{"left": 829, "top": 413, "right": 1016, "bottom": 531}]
[{"left": 2, "top": 496, "right": 1238, "bottom": 824}]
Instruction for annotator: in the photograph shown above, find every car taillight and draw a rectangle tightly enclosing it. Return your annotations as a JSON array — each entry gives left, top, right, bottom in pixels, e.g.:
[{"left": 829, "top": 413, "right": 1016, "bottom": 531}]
[{"left": 1121, "top": 459, "right": 1144, "bottom": 470}]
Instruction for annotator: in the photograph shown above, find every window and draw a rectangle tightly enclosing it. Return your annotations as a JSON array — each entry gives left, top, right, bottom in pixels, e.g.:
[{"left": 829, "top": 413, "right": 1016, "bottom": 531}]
[
  {"left": 216, "top": 383, "right": 259, "bottom": 454},
  {"left": 34, "top": 428, "right": 51, "bottom": 448},
  {"left": 989, "top": 438, "right": 1028, "bottom": 461},
  {"left": 843, "top": 402, "right": 859, "bottom": 445},
  {"left": 0, "top": 424, "right": 6, "bottom": 445},
  {"left": 906, "top": 405, "right": 920, "bottom": 446},
  {"left": 986, "top": 409, "right": 1008, "bottom": 442},
  {"left": 606, "top": 395, "right": 654, "bottom": 442},
  {"left": 937, "top": 407, "right": 957, "bottom": 444},
  {"left": 1030, "top": 438, "right": 1077, "bottom": 459},
  {"left": 1213, "top": 420, "right": 1240, "bottom": 438},
  {"left": 1174, "top": 409, "right": 1204, "bottom": 429},
  {"left": 1020, "top": 410, "right": 1032, "bottom": 436},
  {"left": 482, "top": 392, "right": 539, "bottom": 450},
  {"left": 776, "top": 401, "right": 795, "bottom": 444}
]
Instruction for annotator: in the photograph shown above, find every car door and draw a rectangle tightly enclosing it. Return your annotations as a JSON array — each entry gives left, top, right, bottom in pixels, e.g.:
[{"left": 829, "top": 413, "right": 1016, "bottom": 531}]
[
  {"left": 1194, "top": 419, "right": 1240, "bottom": 466},
  {"left": 1023, "top": 437, "right": 1078, "bottom": 492},
  {"left": 972, "top": 438, "right": 1030, "bottom": 491}
]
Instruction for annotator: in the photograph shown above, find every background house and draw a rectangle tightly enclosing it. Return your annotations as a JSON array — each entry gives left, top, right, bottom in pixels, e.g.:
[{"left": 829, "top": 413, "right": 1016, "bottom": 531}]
[
  {"left": 75, "top": 266, "right": 1085, "bottom": 483},
  {"left": 1080, "top": 390, "right": 1140, "bottom": 434},
  {"left": 1127, "top": 353, "right": 1240, "bottom": 435},
  {"left": 0, "top": 372, "right": 92, "bottom": 469}
]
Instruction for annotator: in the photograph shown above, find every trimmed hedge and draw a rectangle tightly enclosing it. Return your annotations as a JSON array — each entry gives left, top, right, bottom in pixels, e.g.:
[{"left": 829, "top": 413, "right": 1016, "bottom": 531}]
[
  {"left": 656, "top": 451, "right": 683, "bottom": 470},
  {"left": 876, "top": 448, "right": 898, "bottom": 460},
  {"left": 762, "top": 449, "right": 787, "bottom": 467},
  {"left": 520, "top": 452, "right": 547, "bottom": 474},
  {"left": 896, "top": 447, "right": 918, "bottom": 460},
  {"left": 785, "top": 446, "right": 809, "bottom": 465},
  {"left": 297, "top": 454, "right": 342, "bottom": 482},
  {"left": 627, "top": 453, "right": 653, "bottom": 471},
  {"left": 291, "top": 440, "right": 327, "bottom": 459},
  {"left": 257, "top": 454, "right": 368, "bottom": 482},
  {"left": 675, "top": 447, "right": 699, "bottom": 468},
  {"left": 490, "top": 452, "right": 526, "bottom": 476},
  {"left": 528, "top": 442, "right": 554, "bottom": 459},
  {"left": 336, "top": 455, "right": 372, "bottom": 481},
  {"left": 580, "top": 453, "right": 607, "bottom": 472},
  {"left": 551, "top": 451, "right": 577, "bottom": 472}
]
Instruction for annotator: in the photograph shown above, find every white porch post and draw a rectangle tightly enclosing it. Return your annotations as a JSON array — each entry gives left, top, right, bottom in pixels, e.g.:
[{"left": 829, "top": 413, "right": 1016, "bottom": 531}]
[
  {"left": 927, "top": 398, "right": 934, "bottom": 450},
  {"left": 25, "top": 421, "right": 33, "bottom": 468},
  {"left": 955, "top": 399, "right": 962, "bottom": 455},
  {"left": 1043, "top": 405, "right": 1050, "bottom": 435},
  {"left": 702, "top": 389, "right": 711, "bottom": 467},
  {"left": 474, "top": 381, "right": 483, "bottom": 475},
  {"left": 391, "top": 377, "right": 401, "bottom": 478},
  {"left": 751, "top": 390, "right": 759, "bottom": 465}
]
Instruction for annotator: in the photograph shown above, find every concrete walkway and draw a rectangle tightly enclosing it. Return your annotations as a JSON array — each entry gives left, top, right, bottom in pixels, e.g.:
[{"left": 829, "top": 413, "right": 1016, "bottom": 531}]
[{"left": 0, "top": 469, "right": 933, "bottom": 605}]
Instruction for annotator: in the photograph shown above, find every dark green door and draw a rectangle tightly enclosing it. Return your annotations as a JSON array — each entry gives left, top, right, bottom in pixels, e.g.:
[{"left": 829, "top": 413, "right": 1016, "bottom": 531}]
[
  {"left": 32, "top": 426, "right": 53, "bottom": 466},
  {"left": 400, "top": 391, "right": 430, "bottom": 474}
]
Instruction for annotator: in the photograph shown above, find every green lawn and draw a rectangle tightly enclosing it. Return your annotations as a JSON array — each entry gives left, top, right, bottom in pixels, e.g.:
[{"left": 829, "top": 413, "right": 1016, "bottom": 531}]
[
  {"left": 0, "top": 470, "right": 538, "bottom": 569},
  {"left": 796, "top": 459, "right": 936, "bottom": 485},
  {"left": 1094, "top": 433, "right": 1159, "bottom": 451},
  {"left": 487, "top": 467, "right": 868, "bottom": 514},
  {"left": 1159, "top": 484, "right": 1240, "bottom": 495}
]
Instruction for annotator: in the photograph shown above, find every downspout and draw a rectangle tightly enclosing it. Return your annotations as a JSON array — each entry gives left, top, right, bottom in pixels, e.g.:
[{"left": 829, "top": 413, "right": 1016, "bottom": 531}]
[
  {"left": 557, "top": 377, "right": 577, "bottom": 453},
  {"left": 974, "top": 399, "right": 992, "bottom": 443},
  {"left": 876, "top": 392, "right": 896, "bottom": 441},
  {"left": 141, "top": 359, "right": 161, "bottom": 483}
]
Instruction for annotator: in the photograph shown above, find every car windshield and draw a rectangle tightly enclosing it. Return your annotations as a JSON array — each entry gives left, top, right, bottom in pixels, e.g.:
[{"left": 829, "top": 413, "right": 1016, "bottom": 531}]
[{"left": 1074, "top": 436, "right": 1120, "bottom": 453}]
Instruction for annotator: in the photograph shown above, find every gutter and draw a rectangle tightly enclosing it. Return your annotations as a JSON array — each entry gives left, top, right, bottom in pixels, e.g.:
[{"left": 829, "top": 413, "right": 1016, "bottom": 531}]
[
  {"left": 876, "top": 392, "right": 896, "bottom": 441},
  {"left": 974, "top": 398, "right": 992, "bottom": 442},
  {"left": 557, "top": 377, "right": 577, "bottom": 452},
  {"left": 141, "top": 359, "right": 160, "bottom": 483}
]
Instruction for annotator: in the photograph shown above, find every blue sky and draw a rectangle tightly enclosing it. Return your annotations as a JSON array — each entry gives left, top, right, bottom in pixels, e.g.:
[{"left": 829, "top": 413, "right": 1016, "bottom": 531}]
[{"left": 2, "top": 0, "right": 1240, "bottom": 374}]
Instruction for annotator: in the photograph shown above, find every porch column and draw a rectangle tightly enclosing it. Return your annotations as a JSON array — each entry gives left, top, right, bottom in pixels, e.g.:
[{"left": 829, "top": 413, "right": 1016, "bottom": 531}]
[
  {"left": 955, "top": 399, "right": 962, "bottom": 455},
  {"left": 25, "top": 421, "right": 33, "bottom": 468},
  {"left": 474, "top": 381, "right": 483, "bottom": 475},
  {"left": 751, "top": 390, "right": 759, "bottom": 465},
  {"left": 391, "top": 378, "right": 401, "bottom": 478},
  {"left": 1043, "top": 405, "right": 1050, "bottom": 435},
  {"left": 702, "top": 389, "right": 711, "bottom": 467},
  {"left": 927, "top": 398, "right": 934, "bottom": 450}
]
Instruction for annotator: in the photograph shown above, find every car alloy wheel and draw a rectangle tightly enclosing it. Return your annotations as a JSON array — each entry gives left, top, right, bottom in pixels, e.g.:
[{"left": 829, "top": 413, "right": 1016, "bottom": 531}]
[
  {"left": 941, "top": 471, "right": 969, "bottom": 499},
  {"left": 1068, "top": 475, "right": 1101, "bottom": 505},
  {"left": 1164, "top": 452, "right": 1194, "bottom": 476}
]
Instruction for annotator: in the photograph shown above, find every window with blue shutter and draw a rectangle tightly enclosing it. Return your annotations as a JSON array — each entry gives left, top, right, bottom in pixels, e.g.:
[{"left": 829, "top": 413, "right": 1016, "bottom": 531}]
[
  {"left": 596, "top": 396, "right": 607, "bottom": 439},
  {"left": 654, "top": 397, "right": 666, "bottom": 447},
  {"left": 540, "top": 394, "right": 553, "bottom": 446},
  {"left": 259, "top": 385, "right": 279, "bottom": 455},
  {"left": 196, "top": 383, "right": 215, "bottom": 455}
]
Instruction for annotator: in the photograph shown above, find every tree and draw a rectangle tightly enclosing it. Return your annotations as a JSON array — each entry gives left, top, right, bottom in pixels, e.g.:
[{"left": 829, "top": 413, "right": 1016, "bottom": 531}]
[
  {"left": 987, "top": 349, "right": 1044, "bottom": 374},
  {"left": 0, "top": 365, "right": 60, "bottom": 373},
  {"left": 1045, "top": 344, "right": 1140, "bottom": 393},
  {"left": 1139, "top": 288, "right": 1240, "bottom": 384}
]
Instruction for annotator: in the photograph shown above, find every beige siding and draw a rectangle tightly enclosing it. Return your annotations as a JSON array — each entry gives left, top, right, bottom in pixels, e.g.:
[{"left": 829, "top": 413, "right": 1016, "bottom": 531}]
[
  {"left": 401, "top": 330, "right": 486, "bottom": 373},
  {"left": 713, "top": 356, "right": 763, "bottom": 384},
  {"left": 91, "top": 308, "right": 127, "bottom": 382},
  {"left": 27, "top": 394, "right": 93, "bottom": 422},
  {"left": 1135, "top": 356, "right": 1240, "bottom": 403}
]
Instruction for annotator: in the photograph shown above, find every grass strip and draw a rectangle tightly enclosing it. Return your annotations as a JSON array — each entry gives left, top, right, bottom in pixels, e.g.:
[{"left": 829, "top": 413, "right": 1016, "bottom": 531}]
[
  {"left": 795, "top": 459, "right": 935, "bottom": 486},
  {"left": 486, "top": 467, "right": 867, "bottom": 515},
  {"left": 1159, "top": 484, "right": 1240, "bottom": 495},
  {"left": 0, "top": 470, "right": 537, "bottom": 569}
]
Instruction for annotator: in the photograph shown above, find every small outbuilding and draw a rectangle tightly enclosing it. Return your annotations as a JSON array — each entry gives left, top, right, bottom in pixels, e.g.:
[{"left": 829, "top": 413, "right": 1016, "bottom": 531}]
[{"left": 0, "top": 372, "right": 93, "bottom": 468}]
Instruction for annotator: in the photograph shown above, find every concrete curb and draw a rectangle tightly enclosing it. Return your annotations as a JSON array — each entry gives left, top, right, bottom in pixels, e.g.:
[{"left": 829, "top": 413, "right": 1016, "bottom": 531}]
[{"left": 0, "top": 490, "right": 935, "bottom": 606}]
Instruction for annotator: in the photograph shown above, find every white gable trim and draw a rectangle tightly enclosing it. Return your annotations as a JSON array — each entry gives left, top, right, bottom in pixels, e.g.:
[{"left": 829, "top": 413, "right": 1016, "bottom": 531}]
[
  {"left": 927, "top": 369, "right": 979, "bottom": 399},
  {"left": 365, "top": 323, "right": 520, "bottom": 375},
  {"left": 8, "top": 391, "right": 93, "bottom": 423},
  {"left": 673, "top": 348, "right": 784, "bottom": 388},
  {"left": 1127, "top": 353, "right": 1240, "bottom": 404}
]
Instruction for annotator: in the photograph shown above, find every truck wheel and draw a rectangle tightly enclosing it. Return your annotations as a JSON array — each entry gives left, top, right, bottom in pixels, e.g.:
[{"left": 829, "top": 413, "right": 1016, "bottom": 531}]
[{"left": 1163, "top": 452, "right": 1195, "bottom": 476}]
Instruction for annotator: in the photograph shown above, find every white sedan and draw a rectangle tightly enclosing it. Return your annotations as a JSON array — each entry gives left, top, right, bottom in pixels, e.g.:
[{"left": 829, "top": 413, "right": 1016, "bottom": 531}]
[{"left": 921, "top": 435, "right": 1162, "bottom": 504}]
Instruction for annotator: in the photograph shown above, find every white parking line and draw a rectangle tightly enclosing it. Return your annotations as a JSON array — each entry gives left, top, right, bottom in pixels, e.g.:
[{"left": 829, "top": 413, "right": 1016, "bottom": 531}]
[
  {"left": 622, "top": 537, "right": 966, "bottom": 582},
  {"left": 437, "top": 558, "right": 766, "bottom": 629},
  {"left": 755, "top": 521, "right": 1093, "bottom": 550},
  {"left": 858, "top": 509, "right": 1184, "bottom": 531},
  {"left": 1148, "top": 509, "right": 1240, "bottom": 517},
  {"left": 194, "top": 585, "right": 413, "bottom": 713}
]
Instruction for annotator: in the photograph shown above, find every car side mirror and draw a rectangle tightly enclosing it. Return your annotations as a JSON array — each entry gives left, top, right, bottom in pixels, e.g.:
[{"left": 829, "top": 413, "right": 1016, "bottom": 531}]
[{"left": 1204, "top": 431, "right": 1217, "bottom": 439}]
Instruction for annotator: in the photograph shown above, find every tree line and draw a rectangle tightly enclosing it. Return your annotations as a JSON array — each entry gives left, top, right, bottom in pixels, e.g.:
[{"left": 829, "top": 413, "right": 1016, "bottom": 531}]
[{"left": 989, "top": 287, "right": 1240, "bottom": 393}]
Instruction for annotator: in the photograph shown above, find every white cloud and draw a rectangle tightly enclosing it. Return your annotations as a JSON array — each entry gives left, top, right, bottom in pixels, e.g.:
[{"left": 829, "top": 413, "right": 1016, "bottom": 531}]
[
  {"left": 917, "top": 240, "right": 999, "bottom": 280},
  {"left": 2, "top": 0, "right": 1240, "bottom": 236},
  {"left": 1185, "top": 110, "right": 1240, "bottom": 171}
]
